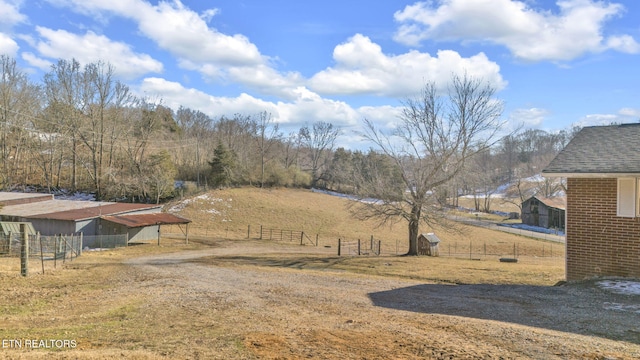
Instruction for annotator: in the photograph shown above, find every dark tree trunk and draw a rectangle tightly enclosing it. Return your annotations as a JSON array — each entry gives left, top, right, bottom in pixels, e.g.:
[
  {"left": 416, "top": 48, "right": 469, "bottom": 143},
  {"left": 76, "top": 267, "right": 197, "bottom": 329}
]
[{"left": 407, "top": 206, "right": 421, "bottom": 255}]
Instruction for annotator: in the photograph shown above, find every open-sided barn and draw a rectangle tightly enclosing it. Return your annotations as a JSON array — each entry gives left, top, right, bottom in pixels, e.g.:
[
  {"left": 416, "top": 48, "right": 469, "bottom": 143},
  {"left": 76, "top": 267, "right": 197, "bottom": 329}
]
[{"left": 0, "top": 192, "right": 190, "bottom": 244}]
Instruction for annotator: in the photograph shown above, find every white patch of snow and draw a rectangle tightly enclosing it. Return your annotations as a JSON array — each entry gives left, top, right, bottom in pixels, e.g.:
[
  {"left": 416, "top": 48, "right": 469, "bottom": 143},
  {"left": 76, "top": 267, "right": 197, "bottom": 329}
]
[
  {"left": 168, "top": 193, "right": 233, "bottom": 222},
  {"left": 597, "top": 280, "right": 640, "bottom": 296},
  {"left": 522, "top": 174, "right": 546, "bottom": 182}
]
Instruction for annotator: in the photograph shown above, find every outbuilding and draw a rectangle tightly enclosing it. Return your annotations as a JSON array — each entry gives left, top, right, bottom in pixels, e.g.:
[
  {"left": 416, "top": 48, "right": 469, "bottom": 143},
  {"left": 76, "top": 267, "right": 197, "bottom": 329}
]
[
  {"left": 521, "top": 195, "right": 565, "bottom": 231},
  {"left": 0, "top": 192, "right": 190, "bottom": 245}
]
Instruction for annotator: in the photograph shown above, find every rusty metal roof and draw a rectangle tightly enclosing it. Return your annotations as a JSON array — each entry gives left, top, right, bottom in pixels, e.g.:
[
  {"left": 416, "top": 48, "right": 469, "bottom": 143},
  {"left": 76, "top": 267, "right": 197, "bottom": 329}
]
[
  {"left": 26, "top": 203, "right": 163, "bottom": 221},
  {"left": 101, "top": 213, "right": 191, "bottom": 228},
  {"left": 523, "top": 196, "right": 566, "bottom": 210},
  {"left": 0, "top": 192, "right": 53, "bottom": 206}
]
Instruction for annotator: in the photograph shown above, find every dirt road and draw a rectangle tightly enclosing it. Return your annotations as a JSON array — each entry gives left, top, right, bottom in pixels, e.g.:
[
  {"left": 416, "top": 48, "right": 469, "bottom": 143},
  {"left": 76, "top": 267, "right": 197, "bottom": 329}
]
[{"left": 117, "top": 240, "right": 640, "bottom": 359}]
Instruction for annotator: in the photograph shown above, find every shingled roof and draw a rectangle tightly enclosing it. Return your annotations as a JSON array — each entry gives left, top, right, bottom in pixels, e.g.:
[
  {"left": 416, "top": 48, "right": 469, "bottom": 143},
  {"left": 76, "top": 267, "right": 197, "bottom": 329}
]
[{"left": 543, "top": 123, "right": 640, "bottom": 177}]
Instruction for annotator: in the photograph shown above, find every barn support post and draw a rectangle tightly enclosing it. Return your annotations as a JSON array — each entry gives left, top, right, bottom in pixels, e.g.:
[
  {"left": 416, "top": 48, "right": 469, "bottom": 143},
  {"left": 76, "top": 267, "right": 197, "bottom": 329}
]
[
  {"left": 20, "top": 224, "right": 28, "bottom": 277},
  {"left": 157, "top": 223, "right": 161, "bottom": 246},
  {"left": 8, "top": 231, "right": 12, "bottom": 254},
  {"left": 79, "top": 233, "right": 83, "bottom": 255},
  {"left": 185, "top": 223, "right": 189, "bottom": 244}
]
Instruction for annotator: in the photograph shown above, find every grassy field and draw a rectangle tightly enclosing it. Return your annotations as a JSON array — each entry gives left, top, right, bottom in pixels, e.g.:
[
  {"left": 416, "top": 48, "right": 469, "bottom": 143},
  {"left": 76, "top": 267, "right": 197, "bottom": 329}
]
[
  {"left": 163, "top": 188, "right": 561, "bottom": 257},
  {"left": 0, "top": 187, "right": 573, "bottom": 359}
]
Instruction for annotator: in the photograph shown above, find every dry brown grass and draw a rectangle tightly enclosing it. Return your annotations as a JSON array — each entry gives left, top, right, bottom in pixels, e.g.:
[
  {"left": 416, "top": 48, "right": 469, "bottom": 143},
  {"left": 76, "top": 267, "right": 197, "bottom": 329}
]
[
  {"left": 455, "top": 196, "right": 521, "bottom": 214},
  {"left": 0, "top": 187, "right": 573, "bottom": 359},
  {"left": 164, "top": 188, "right": 560, "bottom": 257}
]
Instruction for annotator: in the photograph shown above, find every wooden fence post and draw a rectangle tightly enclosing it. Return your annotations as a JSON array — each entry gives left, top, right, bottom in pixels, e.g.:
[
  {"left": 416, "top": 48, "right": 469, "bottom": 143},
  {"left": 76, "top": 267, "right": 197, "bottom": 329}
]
[
  {"left": 357, "top": 239, "right": 361, "bottom": 256},
  {"left": 247, "top": 225, "right": 251, "bottom": 239},
  {"left": 300, "top": 231, "right": 304, "bottom": 245},
  {"left": 338, "top": 239, "right": 341, "bottom": 256},
  {"left": 20, "top": 224, "right": 28, "bottom": 277},
  {"left": 39, "top": 233, "right": 44, "bottom": 274},
  {"left": 62, "top": 235, "right": 66, "bottom": 263}
]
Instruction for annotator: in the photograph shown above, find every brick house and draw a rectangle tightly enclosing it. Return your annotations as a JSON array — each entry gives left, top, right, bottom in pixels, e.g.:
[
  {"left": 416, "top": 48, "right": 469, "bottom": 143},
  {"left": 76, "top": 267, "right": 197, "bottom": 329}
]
[{"left": 542, "top": 124, "right": 640, "bottom": 281}]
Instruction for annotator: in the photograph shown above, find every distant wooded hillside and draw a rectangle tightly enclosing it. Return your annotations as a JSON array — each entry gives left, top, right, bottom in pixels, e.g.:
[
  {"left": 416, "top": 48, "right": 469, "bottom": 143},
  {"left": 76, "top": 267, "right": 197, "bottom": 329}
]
[{"left": 0, "top": 55, "right": 577, "bottom": 203}]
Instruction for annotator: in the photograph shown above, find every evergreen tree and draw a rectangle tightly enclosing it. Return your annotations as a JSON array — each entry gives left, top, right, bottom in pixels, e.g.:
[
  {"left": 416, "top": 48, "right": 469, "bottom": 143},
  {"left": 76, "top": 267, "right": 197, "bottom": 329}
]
[{"left": 208, "top": 142, "right": 236, "bottom": 188}]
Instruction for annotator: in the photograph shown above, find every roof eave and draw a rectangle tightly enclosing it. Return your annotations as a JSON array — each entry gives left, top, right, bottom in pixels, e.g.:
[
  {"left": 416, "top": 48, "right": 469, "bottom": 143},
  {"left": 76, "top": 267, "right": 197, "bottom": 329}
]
[{"left": 542, "top": 172, "right": 640, "bottom": 178}]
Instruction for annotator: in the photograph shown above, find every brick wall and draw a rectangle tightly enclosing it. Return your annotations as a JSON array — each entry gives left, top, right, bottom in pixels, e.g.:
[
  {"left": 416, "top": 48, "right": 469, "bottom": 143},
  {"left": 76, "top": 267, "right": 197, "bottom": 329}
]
[{"left": 566, "top": 178, "right": 640, "bottom": 280}]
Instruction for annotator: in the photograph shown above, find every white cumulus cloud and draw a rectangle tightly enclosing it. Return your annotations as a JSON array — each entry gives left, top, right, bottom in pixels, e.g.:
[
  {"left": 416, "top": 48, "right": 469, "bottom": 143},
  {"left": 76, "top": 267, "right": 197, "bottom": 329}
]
[
  {"left": 0, "top": 0, "right": 26, "bottom": 30},
  {"left": 309, "top": 34, "right": 506, "bottom": 97},
  {"left": 32, "top": 27, "right": 163, "bottom": 79},
  {"left": 0, "top": 33, "right": 19, "bottom": 56},
  {"left": 138, "top": 77, "right": 361, "bottom": 128},
  {"left": 394, "top": 0, "right": 640, "bottom": 62},
  {"left": 509, "top": 107, "right": 549, "bottom": 127}
]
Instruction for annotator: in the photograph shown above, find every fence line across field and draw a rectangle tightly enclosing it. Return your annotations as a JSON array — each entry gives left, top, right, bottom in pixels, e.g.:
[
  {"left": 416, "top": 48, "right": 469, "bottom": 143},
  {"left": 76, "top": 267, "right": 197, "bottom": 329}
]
[{"left": 163, "top": 223, "right": 564, "bottom": 258}]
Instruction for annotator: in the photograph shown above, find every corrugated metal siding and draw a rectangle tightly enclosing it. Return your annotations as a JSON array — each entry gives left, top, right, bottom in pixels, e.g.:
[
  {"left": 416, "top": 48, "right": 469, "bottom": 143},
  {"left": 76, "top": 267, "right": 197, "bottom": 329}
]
[
  {"left": 27, "top": 218, "right": 76, "bottom": 236},
  {"left": 129, "top": 226, "right": 160, "bottom": 242},
  {"left": 0, "top": 222, "right": 36, "bottom": 235}
]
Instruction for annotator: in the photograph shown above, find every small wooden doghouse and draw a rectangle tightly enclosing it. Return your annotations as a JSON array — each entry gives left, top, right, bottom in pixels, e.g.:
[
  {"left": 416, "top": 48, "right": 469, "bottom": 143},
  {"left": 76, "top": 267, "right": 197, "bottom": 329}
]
[{"left": 418, "top": 233, "right": 441, "bottom": 256}]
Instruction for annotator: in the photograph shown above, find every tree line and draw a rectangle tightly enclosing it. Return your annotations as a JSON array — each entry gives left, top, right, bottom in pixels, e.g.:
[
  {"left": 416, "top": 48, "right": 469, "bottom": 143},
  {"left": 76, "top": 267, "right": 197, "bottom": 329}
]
[
  {"left": 1, "top": 55, "right": 574, "bottom": 207},
  {"left": 0, "top": 56, "right": 345, "bottom": 202}
]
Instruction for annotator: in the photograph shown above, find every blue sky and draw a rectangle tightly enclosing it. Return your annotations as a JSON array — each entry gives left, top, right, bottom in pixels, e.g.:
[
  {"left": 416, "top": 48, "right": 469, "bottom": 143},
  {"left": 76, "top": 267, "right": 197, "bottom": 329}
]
[{"left": 1, "top": 0, "right": 639, "bottom": 148}]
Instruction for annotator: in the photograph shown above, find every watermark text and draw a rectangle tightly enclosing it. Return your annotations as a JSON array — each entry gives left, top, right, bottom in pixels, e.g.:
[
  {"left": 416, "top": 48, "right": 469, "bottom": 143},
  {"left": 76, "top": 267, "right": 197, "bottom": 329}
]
[{"left": 2, "top": 339, "right": 77, "bottom": 349}]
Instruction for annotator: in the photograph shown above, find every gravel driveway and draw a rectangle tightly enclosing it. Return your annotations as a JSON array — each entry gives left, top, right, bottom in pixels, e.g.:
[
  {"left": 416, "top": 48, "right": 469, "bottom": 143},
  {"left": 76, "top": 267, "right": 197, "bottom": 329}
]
[{"left": 122, "top": 240, "right": 640, "bottom": 359}]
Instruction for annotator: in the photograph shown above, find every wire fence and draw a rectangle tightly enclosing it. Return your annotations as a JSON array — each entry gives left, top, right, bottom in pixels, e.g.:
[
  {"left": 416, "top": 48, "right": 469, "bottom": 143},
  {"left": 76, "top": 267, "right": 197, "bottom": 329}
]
[
  {"left": 161, "top": 223, "right": 565, "bottom": 259},
  {"left": 0, "top": 233, "right": 83, "bottom": 275},
  {"left": 83, "top": 234, "right": 128, "bottom": 249}
]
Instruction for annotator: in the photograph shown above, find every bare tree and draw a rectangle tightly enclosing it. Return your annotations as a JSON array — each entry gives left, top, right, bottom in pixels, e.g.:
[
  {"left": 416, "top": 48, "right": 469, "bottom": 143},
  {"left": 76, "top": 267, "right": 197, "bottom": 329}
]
[
  {"left": 253, "top": 111, "right": 280, "bottom": 188},
  {"left": 299, "top": 121, "right": 339, "bottom": 187},
  {"left": 175, "top": 106, "right": 212, "bottom": 188},
  {"left": 352, "top": 74, "right": 504, "bottom": 255},
  {"left": 0, "top": 56, "right": 41, "bottom": 188},
  {"left": 43, "top": 59, "right": 85, "bottom": 191}
]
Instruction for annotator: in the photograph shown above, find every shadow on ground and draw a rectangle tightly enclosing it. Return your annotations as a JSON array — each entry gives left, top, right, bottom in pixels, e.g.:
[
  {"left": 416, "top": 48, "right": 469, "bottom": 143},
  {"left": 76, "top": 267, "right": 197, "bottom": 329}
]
[{"left": 368, "top": 282, "right": 640, "bottom": 344}]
